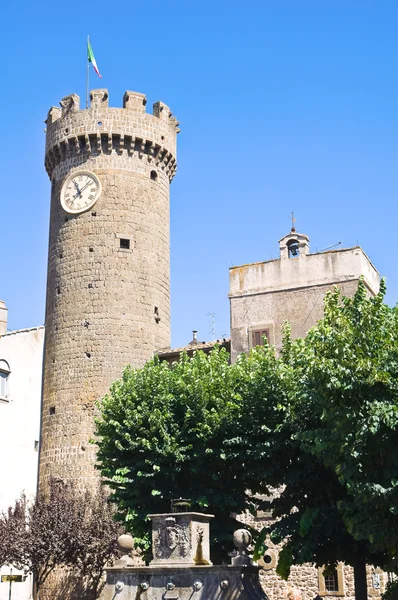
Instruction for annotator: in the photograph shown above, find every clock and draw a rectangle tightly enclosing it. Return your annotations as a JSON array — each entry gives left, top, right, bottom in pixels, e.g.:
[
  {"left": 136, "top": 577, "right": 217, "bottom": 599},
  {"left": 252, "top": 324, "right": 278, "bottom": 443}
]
[{"left": 60, "top": 171, "right": 101, "bottom": 214}]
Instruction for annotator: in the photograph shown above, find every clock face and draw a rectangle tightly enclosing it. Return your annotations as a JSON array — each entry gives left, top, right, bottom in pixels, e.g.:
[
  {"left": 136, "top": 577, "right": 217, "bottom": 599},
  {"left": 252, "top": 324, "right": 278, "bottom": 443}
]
[{"left": 60, "top": 171, "right": 101, "bottom": 214}]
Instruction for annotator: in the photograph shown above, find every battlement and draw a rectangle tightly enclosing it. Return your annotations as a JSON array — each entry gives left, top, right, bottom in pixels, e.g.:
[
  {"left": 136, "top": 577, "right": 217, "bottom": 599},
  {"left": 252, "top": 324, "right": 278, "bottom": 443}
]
[{"left": 45, "top": 89, "right": 179, "bottom": 181}]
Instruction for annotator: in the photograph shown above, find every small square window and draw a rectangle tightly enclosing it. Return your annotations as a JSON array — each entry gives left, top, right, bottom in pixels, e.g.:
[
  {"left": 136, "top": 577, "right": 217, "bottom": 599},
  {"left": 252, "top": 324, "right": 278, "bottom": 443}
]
[
  {"left": 251, "top": 329, "right": 270, "bottom": 347},
  {"left": 120, "top": 238, "right": 130, "bottom": 250}
]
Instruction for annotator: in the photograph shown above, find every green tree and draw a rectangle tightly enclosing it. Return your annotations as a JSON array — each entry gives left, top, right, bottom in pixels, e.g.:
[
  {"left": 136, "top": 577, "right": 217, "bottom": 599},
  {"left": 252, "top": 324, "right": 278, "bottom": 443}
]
[
  {"left": 298, "top": 280, "right": 398, "bottom": 561},
  {"left": 247, "top": 280, "right": 398, "bottom": 600},
  {"left": 382, "top": 579, "right": 398, "bottom": 600},
  {"left": 94, "top": 347, "right": 266, "bottom": 561},
  {"left": 94, "top": 279, "right": 398, "bottom": 600},
  {"left": 294, "top": 280, "right": 398, "bottom": 592}
]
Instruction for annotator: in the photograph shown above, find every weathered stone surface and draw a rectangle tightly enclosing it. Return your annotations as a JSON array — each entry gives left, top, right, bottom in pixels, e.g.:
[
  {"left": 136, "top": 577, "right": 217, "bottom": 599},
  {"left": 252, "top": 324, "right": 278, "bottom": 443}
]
[
  {"left": 100, "top": 512, "right": 267, "bottom": 600},
  {"left": 101, "top": 565, "right": 268, "bottom": 600},
  {"left": 39, "top": 88, "right": 178, "bottom": 490},
  {"left": 239, "top": 511, "right": 388, "bottom": 600},
  {"left": 148, "top": 512, "right": 213, "bottom": 567},
  {"left": 229, "top": 230, "right": 380, "bottom": 361}
]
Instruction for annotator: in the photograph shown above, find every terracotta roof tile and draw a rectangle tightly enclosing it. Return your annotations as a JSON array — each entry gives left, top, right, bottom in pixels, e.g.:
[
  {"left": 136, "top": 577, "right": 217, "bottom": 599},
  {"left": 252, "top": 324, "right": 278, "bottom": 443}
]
[{"left": 156, "top": 338, "right": 231, "bottom": 358}]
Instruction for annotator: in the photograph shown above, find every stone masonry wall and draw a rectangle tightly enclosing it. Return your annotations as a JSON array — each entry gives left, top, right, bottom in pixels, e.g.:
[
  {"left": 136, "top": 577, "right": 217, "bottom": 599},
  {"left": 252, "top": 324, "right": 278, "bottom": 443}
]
[
  {"left": 230, "top": 279, "right": 362, "bottom": 361},
  {"left": 39, "top": 89, "right": 179, "bottom": 490},
  {"left": 240, "top": 513, "right": 387, "bottom": 600}
]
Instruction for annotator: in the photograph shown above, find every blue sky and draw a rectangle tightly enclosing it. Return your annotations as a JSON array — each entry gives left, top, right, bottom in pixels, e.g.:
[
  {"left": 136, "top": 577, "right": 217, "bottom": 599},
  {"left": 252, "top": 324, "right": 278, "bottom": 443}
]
[{"left": 1, "top": 0, "right": 397, "bottom": 347}]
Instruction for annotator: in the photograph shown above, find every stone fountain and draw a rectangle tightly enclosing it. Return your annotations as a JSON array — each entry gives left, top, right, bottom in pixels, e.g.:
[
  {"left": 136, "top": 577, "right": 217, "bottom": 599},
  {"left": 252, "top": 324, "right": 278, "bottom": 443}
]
[{"left": 100, "top": 502, "right": 268, "bottom": 600}]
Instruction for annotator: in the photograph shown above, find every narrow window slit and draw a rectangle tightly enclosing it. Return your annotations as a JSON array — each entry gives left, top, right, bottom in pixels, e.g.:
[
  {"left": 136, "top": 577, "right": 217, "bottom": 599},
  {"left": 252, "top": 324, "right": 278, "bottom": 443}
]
[{"left": 120, "top": 239, "right": 130, "bottom": 250}]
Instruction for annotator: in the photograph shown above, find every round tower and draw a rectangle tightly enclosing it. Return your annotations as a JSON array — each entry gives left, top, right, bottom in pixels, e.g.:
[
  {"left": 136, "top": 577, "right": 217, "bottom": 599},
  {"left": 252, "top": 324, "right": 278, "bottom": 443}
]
[{"left": 39, "top": 89, "right": 179, "bottom": 489}]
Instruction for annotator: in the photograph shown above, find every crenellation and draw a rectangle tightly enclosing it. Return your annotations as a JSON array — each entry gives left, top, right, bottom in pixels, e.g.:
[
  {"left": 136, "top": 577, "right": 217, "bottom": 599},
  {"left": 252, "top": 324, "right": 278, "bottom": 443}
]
[
  {"left": 60, "top": 93, "right": 80, "bottom": 116},
  {"left": 169, "top": 115, "right": 181, "bottom": 133},
  {"left": 153, "top": 100, "right": 171, "bottom": 120},
  {"left": 123, "top": 90, "right": 147, "bottom": 112},
  {"left": 90, "top": 88, "right": 109, "bottom": 108},
  {"left": 45, "top": 90, "right": 178, "bottom": 181},
  {"left": 46, "top": 106, "right": 61, "bottom": 126}
]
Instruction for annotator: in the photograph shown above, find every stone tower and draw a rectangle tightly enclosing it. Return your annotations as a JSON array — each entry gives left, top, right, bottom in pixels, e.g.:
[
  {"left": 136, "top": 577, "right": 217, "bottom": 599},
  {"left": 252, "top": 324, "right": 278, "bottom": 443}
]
[{"left": 39, "top": 89, "right": 179, "bottom": 489}]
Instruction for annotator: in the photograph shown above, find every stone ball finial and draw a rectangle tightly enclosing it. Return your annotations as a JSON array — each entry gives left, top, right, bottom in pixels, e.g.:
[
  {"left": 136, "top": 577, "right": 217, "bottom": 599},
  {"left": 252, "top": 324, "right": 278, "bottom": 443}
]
[
  {"left": 233, "top": 529, "right": 252, "bottom": 550},
  {"left": 117, "top": 534, "right": 134, "bottom": 554}
]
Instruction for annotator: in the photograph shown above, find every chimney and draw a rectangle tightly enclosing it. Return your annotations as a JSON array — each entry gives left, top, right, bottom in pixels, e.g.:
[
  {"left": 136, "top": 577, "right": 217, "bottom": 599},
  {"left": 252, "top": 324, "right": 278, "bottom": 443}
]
[
  {"left": 189, "top": 330, "right": 200, "bottom": 346},
  {"left": 0, "top": 301, "right": 8, "bottom": 335}
]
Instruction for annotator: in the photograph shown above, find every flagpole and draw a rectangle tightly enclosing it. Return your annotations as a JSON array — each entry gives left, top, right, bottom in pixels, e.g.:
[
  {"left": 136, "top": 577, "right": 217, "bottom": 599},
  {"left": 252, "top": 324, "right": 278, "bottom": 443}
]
[{"left": 86, "top": 35, "right": 90, "bottom": 109}]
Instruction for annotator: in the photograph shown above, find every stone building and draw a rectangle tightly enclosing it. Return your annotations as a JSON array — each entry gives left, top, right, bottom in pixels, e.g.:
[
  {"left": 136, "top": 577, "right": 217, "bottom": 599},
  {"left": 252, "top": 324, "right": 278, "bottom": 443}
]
[
  {"left": 157, "top": 330, "right": 230, "bottom": 365},
  {"left": 39, "top": 89, "right": 179, "bottom": 492},
  {"left": 235, "top": 510, "right": 389, "bottom": 600},
  {"left": 228, "top": 230, "right": 384, "bottom": 600},
  {"left": 0, "top": 301, "right": 44, "bottom": 600},
  {"left": 229, "top": 228, "right": 380, "bottom": 362}
]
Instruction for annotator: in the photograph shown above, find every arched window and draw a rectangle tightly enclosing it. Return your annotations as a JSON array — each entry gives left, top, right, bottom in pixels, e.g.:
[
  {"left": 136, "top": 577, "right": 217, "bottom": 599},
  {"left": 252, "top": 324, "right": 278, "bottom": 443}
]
[
  {"left": 287, "top": 239, "right": 300, "bottom": 258},
  {"left": 0, "top": 359, "right": 10, "bottom": 400}
]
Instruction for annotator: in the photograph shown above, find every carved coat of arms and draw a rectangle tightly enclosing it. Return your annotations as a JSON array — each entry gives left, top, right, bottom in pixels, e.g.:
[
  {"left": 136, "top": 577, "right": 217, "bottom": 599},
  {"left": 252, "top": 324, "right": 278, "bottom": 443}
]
[{"left": 154, "top": 517, "right": 190, "bottom": 559}]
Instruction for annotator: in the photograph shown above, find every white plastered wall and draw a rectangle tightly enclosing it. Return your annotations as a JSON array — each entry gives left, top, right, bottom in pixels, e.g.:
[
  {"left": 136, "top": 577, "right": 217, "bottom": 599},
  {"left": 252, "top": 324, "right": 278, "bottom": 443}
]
[{"left": 0, "top": 326, "right": 44, "bottom": 600}]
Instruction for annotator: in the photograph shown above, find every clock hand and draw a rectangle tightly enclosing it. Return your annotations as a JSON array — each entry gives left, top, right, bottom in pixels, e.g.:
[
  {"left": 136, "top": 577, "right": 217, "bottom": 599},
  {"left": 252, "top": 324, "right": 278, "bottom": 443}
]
[
  {"left": 73, "top": 181, "right": 82, "bottom": 198},
  {"left": 73, "top": 181, "right": 92, "bottom": 199},
  {"left": 73, "top": 187, "right": 85, "bottom": 199},
  {"left": 79, "top": 181, "right": 92, "bottom": 194}
]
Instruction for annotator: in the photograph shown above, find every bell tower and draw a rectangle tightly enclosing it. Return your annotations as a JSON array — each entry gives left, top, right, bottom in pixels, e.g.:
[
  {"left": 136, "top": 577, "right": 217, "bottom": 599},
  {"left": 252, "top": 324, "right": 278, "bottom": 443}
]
[{"left": 39, "top": 89, "right": 179, "bottom": 489}]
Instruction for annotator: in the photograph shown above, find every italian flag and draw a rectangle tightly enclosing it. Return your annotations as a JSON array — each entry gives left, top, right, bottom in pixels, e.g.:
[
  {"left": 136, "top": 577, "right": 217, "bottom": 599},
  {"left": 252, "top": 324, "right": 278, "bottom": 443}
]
[{"left": 87, "top": 38, "right": 102, "bottom": 78}]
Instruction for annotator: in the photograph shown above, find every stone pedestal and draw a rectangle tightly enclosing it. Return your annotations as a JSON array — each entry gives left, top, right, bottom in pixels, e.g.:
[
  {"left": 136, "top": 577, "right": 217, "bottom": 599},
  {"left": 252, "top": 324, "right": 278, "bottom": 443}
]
[{"left": 148, "top": 512, "right": 213, "bottom": 567}]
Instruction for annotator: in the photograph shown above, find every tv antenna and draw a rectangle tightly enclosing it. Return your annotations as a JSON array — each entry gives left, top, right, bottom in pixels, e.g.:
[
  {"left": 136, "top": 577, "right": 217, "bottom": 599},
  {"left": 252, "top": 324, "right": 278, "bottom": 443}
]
[{"left": 207, "top": 313, "right": 216, "bottom": 341}]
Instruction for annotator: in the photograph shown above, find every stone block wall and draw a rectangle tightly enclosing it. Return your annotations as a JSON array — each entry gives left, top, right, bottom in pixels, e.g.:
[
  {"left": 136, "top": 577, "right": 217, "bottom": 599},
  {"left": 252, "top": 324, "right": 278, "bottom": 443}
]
[
  {"left": 229, "top": 241, "right": 380, "bottom": 361},
  {"left": 39, "top": 89, "right": 179, "bottom": 490},
  {"left": 240, "top": 512, "right": 387, "bottom": 600},
  {"left": 230, "top": 279, "right": 361, "bottom": 360}
]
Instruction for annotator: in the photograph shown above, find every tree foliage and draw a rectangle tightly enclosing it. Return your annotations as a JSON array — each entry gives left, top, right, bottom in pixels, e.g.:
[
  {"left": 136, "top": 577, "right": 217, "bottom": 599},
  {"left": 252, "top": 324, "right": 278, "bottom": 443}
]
[
  {"left": 74, "top": 485, "right": 123, "bottom": 595},
  {"left": 0, "top": 479, "right": 122, "bottom": 598},
  {"left": 94, "top": 347, "right": 265, "bottom": 560},
  {"left": 0, "top": 497, "right": 27, "bottom": 570},
  {"left": 246, "top": 279, "right": 398, "bottom": 600},
  {"left": 0, "top": 479, "right": 81, "bottom": 595},
  {"left": 382, "top": 579, "right": 398, "bottom": 600},
  {"left": 95, "top": 279, "right": 398, "bottom": 600},
  {"left": 296, "top": 279, "right": 398, "bottom": 564}
]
